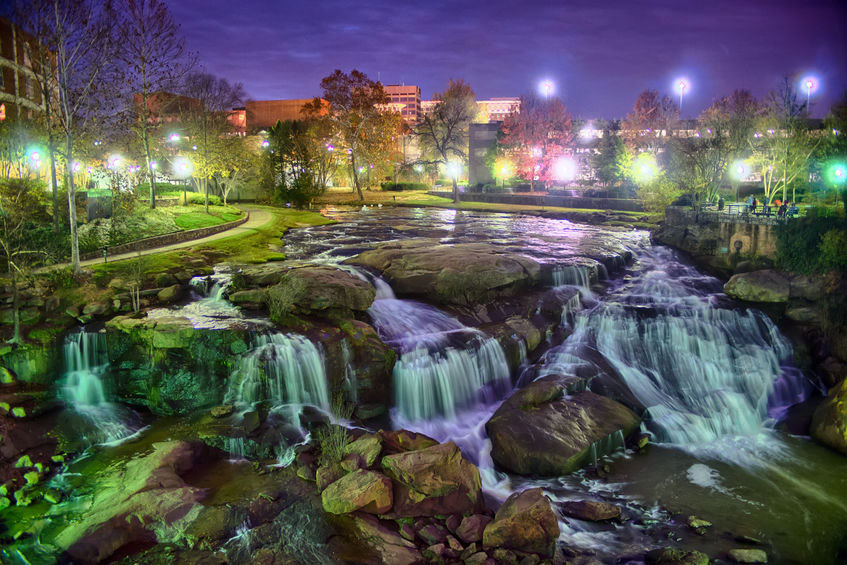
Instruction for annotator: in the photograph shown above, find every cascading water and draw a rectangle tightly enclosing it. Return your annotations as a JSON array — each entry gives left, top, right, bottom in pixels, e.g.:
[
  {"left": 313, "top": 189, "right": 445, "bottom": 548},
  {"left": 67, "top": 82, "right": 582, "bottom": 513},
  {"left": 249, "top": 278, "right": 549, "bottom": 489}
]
[
  {"left": 61, "top": 331, "right": 137, "bottom": 444},
  {"left": 539, "top": 247, "right": 812, "bottom": 455},
  {"left": 225, "top": 333, "right": 331, "bottom": 433},
  {"left": 361, "top": 275, "right": 510, "bottom": 421},
  {"left": 149, "top": 266, "right": 250, "bottom": 329}
]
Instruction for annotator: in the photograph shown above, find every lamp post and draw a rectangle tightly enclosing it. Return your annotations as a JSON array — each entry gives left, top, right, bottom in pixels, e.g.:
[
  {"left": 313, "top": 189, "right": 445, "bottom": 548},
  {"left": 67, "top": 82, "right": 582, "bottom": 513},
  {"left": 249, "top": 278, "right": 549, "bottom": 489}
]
[
  {"left": 539, "top": 80, "right": 554, "bottom": 99},
  {"left": 675, "top": 78, "right": 690, "bottom": 116},
  {"left": 805, "top": 79, "right": 813, "bottom": 112}
]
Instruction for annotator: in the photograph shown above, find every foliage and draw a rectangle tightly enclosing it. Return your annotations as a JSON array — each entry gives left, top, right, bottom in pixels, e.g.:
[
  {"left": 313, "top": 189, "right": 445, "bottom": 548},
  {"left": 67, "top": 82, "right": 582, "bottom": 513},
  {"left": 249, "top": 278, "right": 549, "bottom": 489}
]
[
  {"left": 305, "top": 69, "right": 402, "bottom": 201},
  {"left": 499, "top": 94, "right": 573, "bottom": 189},
  {"left": 820, "top": 229, "right": 847, "bottom": 270},
  {"left": 267, "top": 273, "right": 307, "bottom": 324},
  {"left": 635, "top": 176, "right": 682, "bottom": 214},
  {"left": 267, "top": 119, "right": 336, "bottom": 201},
  {"left": 415, "top": 79, "right": 478, "bottom": 200},
  {"left": 592, "top": 129, "right": 627, "bottom": 186},
  {"left": 775, "top": 211, "right": 847, "bottom": 273},
  {"left": 314, "top": 393, "right": 354, "bottom": 467},
  {"left": 621, "top": 90, "right": 679, "bottom": 151},
  {"left": 380, "top": 182, "right": 429, "bottom": 191}
]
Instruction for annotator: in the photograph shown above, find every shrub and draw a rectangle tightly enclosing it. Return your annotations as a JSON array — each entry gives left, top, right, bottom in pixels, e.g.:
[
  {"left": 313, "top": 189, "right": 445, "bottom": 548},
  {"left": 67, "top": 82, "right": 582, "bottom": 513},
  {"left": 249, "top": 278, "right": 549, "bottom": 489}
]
[
  {"left": 636, "top": 177, "right": 681, "bottom": 214},
  {"left": 776, "top": 212, "right": 846, "bottom": 273},
  {"left": 275, "top": 176, "right": 320, "bottom": 208},
  {"left": 314, "top": 393, "right": 354, "bottom": 467},
  {"left": 820, "top": 230, "right": 847, "bottom": 270},
  {"left": 380, "top": 182, "right": 429, "bottom": 191},
  {"left": 267, "top": 273, "right": 307, "bottom": 323}
]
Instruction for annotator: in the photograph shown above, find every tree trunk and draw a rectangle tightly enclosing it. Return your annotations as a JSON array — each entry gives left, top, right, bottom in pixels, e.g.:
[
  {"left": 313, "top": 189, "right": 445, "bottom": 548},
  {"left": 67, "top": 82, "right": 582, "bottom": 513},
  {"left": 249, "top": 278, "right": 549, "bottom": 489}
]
[
  {"left": 351, "top": 153, "right": 363, "bottom": 201},
  {"left": 48, "top": 132, "right": 60, "bottom": 232},
  {"left": 143, "top": 128, "right": 156, "bottom": 209},
  {"left": 204, "top": 178, "right": 210, "bottom": 214},
  {"left": 66, "top": 131, "right": 80, "bottom": 272},
  {"left": 452, "top": 176, "right": 459, "bottom": 203},
  {"left": 10, "top": 265, "right": 21, "bottom": 344}
]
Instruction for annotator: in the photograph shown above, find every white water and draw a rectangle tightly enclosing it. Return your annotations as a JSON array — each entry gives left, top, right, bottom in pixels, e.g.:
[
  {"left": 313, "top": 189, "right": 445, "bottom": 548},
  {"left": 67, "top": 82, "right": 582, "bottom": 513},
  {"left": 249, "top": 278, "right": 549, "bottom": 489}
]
[
  {"left": 225, "top": 333, "right": 331, "bottom": 434},
  {"left": 362, "top": 275, "right": 511, "bottom": 421},
  {"left": 61, "top": 331, "right": 137, "bottom": 444},
  {"left": 539, "top": 247, "right": 811, "bottom": 458}
]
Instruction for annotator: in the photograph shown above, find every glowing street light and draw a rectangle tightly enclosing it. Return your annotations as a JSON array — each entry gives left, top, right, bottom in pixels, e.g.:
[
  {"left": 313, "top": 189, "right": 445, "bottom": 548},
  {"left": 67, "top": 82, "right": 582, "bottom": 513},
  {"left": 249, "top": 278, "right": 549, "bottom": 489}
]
[
  {"left": 106, "top": 155, "right": 121, "bottom": 169},
  {"left": 173, "top": 156, "right": 193, "bottom": 178},
  {"left": 732, "top": 160, "right": 749, "bottom": 181},
  {"left": 539, "top": 79, "right": 554, "bottom": 99},
  {"left": 800, "top": 76, "right": 818, "bottom": 112},
  {"left": 633, "top": 153, "right": 659, "bottom": 185},
  {"left": 169, "top": 133, "right": 180, "bottom": 142},
  {"left": 261, "top": 139, "right": 270, "bottom": 148},
  {"left": 447, "top": 161, "right": 462, "bottom": 180},
  {"left": 552, "top": 156, "right": 577, "bottom": 182},
  {"left": 675, "top": 78, "right": 690, "bottom": 115},
  {"left": 72, "top": 161, "right": 82, "bottom": 172},
  {"left": 150, "top": 161, "right": 157, "bottom": 169}
]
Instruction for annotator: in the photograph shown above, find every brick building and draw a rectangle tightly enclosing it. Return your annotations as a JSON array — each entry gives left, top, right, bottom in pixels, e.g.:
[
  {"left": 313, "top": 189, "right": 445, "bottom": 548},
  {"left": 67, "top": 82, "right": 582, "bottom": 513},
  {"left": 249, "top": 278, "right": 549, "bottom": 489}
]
[{"left": 0, "top": 18, "right": 54, "bottom": 123}]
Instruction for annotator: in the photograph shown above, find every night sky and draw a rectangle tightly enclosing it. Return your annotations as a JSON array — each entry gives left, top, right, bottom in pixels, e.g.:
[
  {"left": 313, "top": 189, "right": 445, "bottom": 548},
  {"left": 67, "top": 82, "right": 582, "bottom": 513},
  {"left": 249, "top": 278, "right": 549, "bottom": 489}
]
[{"left": 170, "top": 0, "right": 846, "bottom": 119}]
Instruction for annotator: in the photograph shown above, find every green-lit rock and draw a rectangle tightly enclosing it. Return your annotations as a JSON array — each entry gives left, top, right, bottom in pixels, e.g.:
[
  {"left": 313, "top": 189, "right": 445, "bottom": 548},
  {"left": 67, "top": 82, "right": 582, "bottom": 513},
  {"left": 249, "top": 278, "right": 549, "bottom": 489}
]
[
  {"left": 811, "top": 378, "right": 847, "bottom": 456},
  {"left": 345, "top": 434, "right": 382, "bottom": 468},
  {"left": 486, "top": 375, "right": 640, "bottom": 476},
  {"left": 24, "top": 471, "right": 39, "bottom": 485},
  {"left": 482, "top": 488, "right": 560, "bottom": 557},
  {"left": 157, "top": 284, "right": 184, "bottom": 304},
  {"left": 724, "top": 270, "right": 789, "bottom": 303},
  {"left": 15, "top": 454, "right": 33, "bottom": 468},
  {"left": 320, "top": 469, "right": 393, "bottom": 514},
  {"left": 728, "top": 548, "right": 768, "bottom": 563}
]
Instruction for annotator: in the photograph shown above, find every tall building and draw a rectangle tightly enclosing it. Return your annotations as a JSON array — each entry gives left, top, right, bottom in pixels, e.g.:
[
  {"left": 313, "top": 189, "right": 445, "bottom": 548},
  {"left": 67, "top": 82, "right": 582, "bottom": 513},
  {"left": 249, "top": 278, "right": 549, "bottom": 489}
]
[
  {"left": 421, "top": 97, "right": 521, "bottom": 123},
  {"left": 384, "top": 84, "right": 421, "bottom": 124},
  {"left": 245, "top": 98, "right": 328, "bottom": 132},
  {"left": 0, "top": 18, "right": 54, "bottom": 123}
]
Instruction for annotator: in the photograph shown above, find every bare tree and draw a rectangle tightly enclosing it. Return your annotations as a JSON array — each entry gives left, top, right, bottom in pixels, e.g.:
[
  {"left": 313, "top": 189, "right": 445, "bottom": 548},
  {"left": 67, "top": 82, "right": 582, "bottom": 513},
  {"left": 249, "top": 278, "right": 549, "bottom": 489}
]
[
  {"left": 415, "top": 79, "right": 477, "bottom": 202},
  {"left": 114, "top": 0, "right": 194, "bottom": 209},
  {"left": 46, "top": 0, "right": 117, "bottom": 272}
]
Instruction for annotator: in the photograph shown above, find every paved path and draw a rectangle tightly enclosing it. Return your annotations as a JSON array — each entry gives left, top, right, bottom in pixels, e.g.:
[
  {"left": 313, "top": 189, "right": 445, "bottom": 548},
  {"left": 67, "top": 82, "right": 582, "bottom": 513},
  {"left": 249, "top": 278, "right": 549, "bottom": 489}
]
[{"left": 77, "top": 206, "right": 272, "bottom": 268}]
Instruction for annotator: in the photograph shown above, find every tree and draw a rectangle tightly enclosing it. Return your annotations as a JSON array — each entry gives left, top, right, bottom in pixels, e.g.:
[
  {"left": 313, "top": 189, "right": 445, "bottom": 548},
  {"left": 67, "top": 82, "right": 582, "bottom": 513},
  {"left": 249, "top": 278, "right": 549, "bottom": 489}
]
[
  {"left": 46, "top": 0, "right": 117, "bottom": 272},
  {"left": 622, "top": 89, "right": 678, "bottom": 151},
  {"left": 305, "top": 70, "right": 401, "bottom": 201},
  {"left": 499, "top": 94, "right": 573, "bottom": 190},
  {"left": 750, "top": 78, "right": 819, "bottom": 203},
  {"left": 0, "top": 180, "right": 51, "bottom": 343},
  {"left": 178, "top": 71, "right": 244, "bottom": 213},
  {"left": 415, "top": 79, "right": 477, "bottom": 202},
  {"left": 592, "top": 126, "right": 627, "bottom": 186},
  {"left": 266, "top": 119, "right": 337, "bottom": 206},
  {"left": 115, "top": 0, "right": 193, "bottom": 209}
]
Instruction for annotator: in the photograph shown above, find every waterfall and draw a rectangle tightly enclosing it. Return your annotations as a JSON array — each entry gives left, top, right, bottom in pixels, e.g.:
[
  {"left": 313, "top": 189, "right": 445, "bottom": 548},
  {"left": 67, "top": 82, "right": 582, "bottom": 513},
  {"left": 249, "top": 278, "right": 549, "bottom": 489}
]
[
  {"left": 363, "top": 275, "right": 510, "bottom": 421},
  {"left": 539, "top": 247, "right": 811, "bottom": 452},
  {"left": 150, "top": 266, "right": 250, "bottom": 329},
  {"left": 61, "top": 331, "right": 136, "bottom": 444},
  {"left": 225, "top": 333, "right": 330, "bottom": 429},
  {"left": 340, "top": 339, "right": 358, "bottom": 404},
  {"left": 190, "top": 266, "right": 234, "bottom": 300},
  {"left": 552, "top": 264, "right": 592, "bottom": 289}
]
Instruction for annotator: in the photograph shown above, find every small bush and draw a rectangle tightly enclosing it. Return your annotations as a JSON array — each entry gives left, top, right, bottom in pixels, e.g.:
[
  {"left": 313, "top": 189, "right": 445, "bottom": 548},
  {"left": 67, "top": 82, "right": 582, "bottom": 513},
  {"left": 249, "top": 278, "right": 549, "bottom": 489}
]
[
  {"left": 380, "top": 182, "right": 428, "bottom": 191},
  {"left": 776, "top": 212, "right": 846, "bottom": 273},
  {"left": 820, "top": 230, "right": 847, "bottom": 270},
  {"left": 314, "top": 393, "right": 354, "bottom": 467},
  {"left": 267, "top": 273, "right": 307, "bottom": 323}
]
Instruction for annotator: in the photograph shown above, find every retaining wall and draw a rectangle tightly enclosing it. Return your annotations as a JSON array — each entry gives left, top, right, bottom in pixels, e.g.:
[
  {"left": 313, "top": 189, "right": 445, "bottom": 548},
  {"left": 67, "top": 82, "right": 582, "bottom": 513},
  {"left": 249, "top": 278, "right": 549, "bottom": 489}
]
[{"left": 429, "top": 191, "right": 644, "bottom": 212}]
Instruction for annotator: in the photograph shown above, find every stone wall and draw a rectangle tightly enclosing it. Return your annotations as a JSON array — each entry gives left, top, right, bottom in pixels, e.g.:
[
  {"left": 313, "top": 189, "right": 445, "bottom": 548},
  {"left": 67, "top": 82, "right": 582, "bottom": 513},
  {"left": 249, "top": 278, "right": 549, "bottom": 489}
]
[
  {"left": 429, "top": 191, "right": 644, "bottom": 212},
  {"left": 657, "top": 207, "right": 779, "bottom": 263},
  {"left": 79, "top": 212, "right": 249, "bottom": 261}
]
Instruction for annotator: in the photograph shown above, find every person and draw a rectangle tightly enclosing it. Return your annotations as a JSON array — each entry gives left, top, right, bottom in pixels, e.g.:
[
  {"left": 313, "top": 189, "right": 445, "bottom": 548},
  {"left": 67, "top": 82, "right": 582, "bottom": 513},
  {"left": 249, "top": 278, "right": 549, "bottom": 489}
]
[
  {"left": 745, "top": 195, "right": 754, "bottom": 213},
  {"left": 787, "top": 202, "right": 799, "bottom": 218},
  {"left": 717, "top": 197, "right": 725, "bottom": 211},
  {"left": 778, "top": 202, "right": 788, "bottom": 217},
  {"left": 751, "top": 197, "right": 758, "bottom": 214}
]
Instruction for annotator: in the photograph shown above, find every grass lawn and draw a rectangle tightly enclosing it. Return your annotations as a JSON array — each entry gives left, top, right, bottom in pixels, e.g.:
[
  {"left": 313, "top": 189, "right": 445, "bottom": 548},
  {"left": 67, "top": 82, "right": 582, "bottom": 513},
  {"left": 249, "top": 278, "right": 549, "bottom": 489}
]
[
  {"left": 314, "top": 187, "right": 441, "bottom": 206},
  {"left": 172, "top": 207, "right": 243, "bottom": 230}
]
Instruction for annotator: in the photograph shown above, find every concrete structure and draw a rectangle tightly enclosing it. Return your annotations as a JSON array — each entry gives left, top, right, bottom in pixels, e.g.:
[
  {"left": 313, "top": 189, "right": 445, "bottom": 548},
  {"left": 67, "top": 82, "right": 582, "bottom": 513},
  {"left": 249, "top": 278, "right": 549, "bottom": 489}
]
[
  {"left": 384, "top": 84, "right": 421, "bottom": 124},
  {"left": 0, "top": 18, "right": 54, "bottom": 122},
  {"left": 227, "top": 107, "right": 247, "bottom": 136},
  {"left": 468, "top": 122, "right": 502, "bottom": 187},
  {"left": 422, "top": 97, "right": 521, "bottom": 124},
  {"left": 245, "top": 98, "right": 327, "bottom": 132}
]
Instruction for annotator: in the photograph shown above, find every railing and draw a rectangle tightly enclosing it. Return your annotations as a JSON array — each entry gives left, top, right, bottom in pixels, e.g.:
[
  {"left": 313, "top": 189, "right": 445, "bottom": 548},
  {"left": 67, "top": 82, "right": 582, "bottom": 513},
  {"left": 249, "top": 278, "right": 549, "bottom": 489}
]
[{"left": 665, "top": 206, "right": 801, "bottom": 226}]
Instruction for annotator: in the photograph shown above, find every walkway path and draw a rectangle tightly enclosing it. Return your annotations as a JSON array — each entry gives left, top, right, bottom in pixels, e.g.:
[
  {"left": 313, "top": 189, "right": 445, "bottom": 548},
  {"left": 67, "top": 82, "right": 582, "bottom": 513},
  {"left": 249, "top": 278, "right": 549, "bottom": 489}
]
[{"left": 77, "top": 206, "right": 272, "bottom": 268}]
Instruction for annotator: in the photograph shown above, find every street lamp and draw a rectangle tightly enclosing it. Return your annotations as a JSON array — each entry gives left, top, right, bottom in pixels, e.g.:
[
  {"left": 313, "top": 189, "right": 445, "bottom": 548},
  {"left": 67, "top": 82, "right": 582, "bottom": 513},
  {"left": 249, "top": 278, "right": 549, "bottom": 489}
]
[
  {"left": 169, "top": 133, "right": 180, "bottom": 142},
  {"left": 825, "top": 161, "right": 847, "bottom": 213},
  {"left": 539, "top": 80, "right": 554, "bottom": 99},
  {"left": 261, "top": 140, "right": 270, "bottom": 148},
  {"left": 675, "top": 78, "right": 690, "bottom": 116},
  {"left": 801, "top": 76, "right": 818, "bottom": 112},
  {"left": 633, "top": 153, "right": 659, "bottom": 185},
  {"left": 552, "top": 156, "right": 577, "bottom": 184}
]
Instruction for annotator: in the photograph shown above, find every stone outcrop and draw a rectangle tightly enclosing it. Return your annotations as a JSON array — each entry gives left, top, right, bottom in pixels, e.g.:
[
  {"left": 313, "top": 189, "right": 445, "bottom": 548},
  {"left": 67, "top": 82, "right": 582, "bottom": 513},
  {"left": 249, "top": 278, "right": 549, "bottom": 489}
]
[
  {"left": 810, "top": 378, "right": 847, "bottom": 456},
  {"left": 381, "top": 441, "right": 482, "bottom": 517},
  {"left": 482, "top": 488, "right": 560, "bottom": 557},
  {"left": 724, "top": 270, "right": 790, "bottom": 303},
  {"left": 320, "top": 469, "right": 393, "bottom": 514},
  {"left": 348, "top": 239, "right": 542, "bottom": 306},
  {"left": 560, "top": 499, "right": 622, "bottom": 521},
  {"left": 487, "top": 376, "right": 641, "bottom": 475}
]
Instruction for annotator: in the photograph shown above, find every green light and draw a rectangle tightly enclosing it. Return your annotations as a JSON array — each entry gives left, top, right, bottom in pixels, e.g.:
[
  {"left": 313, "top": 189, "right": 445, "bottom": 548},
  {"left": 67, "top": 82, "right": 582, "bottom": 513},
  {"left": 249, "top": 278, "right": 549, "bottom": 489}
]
[
  {"left": 633, "top": 153, "right": 659, "bottom": 185},
  {"left": 824, "top": 162, "right": 847, "bottom": 186}
]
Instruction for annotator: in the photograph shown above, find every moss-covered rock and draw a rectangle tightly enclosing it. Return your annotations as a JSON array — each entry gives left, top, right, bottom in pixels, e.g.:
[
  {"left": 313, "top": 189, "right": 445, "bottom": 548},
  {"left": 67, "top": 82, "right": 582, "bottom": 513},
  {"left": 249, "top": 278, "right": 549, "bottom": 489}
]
[
  {"left": 486, "top": 375, "right": 640, "bottom": 475},
  {"left": 811, "top": 378, "right": 847, "bottom": 456},
  {"left": 320, "top": 469, "right": 393, "bottom": 514},
  {"left": 724, "top": 270, "right": 790, "bottom": 303},
  {"left": 482, "top": 488, "right": 559, "bottom": 557}
]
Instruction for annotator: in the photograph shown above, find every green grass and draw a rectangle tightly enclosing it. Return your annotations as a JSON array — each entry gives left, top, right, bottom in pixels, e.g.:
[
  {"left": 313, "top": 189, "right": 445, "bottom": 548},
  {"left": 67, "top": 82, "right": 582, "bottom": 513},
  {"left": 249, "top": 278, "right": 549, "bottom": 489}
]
[{"left": 173, "top": 210, "right": 242, "bottom": 230}]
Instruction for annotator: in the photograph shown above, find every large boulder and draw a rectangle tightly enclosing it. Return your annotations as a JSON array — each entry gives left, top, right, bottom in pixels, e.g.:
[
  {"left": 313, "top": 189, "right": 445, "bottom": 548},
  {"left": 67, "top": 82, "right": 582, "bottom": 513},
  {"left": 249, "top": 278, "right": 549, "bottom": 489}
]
[
  {"left": 321, "top": 469, "right": 393, "bottom": 514},
  {"left": 348, "top": 239, "right": 542, "bottom": 306},
  {"left": 238, "top": 264, "right": 375, "bottom": 314},
  {"left": 486, "top": 376, "right": 640, "bottom": 475},
  {"left": 53, "top": 441, "right": 212, "bottom": 563},
  {"left": 482, "top": 488, "right": 560, "bottom": 557},
  {"left": 724, "top": 270, "right": 790, "bottom": 303},
  {"left": 346, "top": 512, "right": 423, "bottom": 564},
  {"left": 381, "top": 441, "right": 482, "bottom": 517},
  {"left": 811, "top": 378, "right": 847, "bottom": 456}
]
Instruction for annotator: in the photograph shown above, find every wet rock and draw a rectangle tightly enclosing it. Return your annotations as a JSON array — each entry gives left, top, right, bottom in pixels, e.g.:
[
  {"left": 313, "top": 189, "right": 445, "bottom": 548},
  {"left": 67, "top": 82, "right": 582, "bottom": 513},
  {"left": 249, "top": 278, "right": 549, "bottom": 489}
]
[
  {"left": 341, "top": 453, "right": 365, "bottom": 472},
  {"left": 348, "top": 512, "right": 423, "bottom": 564},
  {"left": 315, "top": 463, "right": 346, "bottom": 491},
  {"left": 157, "top": 284, "right": 184, "bottom": 304},
  {"left": 687, "top": 515, "right": 712, "bottom": 530},
  {"left": 811, "top": 378, "right": 847, "bottom": 456},
  {"left": 345, "top": 433, "right": 382, "bottom": 467},
  {"left": 320, "top": 469, "right": 393, "bottom": 514},
  {"left": 210, "top": 405, "right": 234, "bottom": 418},
  {"left": 728, "top": 548, "right": 768, "bottom": 563},
  {"left": 486, "top": 376, "right": 640, "bottom": 475},
  {"left": 349, "top": 239, "right": 542, "bottom": 306},
  {"left": 296, "top": 464, "right": 316, "bottom": 482},
  {"left": 398, "top": 522, "right": 415, "bottom": 541},
  {"left": 53, "top": 441, "right": 212, "bottom": 563},
  {"left": 482, "top": 488, "right": 560, "bottom": 557},
  {"left": 456, "top": 514, "right": 492, "bottom": 544},
  {"left": 417, "top": 522, "right": 448, "bottom": 545},
  {"left": 645, "top": 547, "right": 709, "bottom": 564},
  {"left": 82, "top": 300, "right": 111, "bottom": 317},
  {"left": 228, "top": 288, "right": 267, "bottom": 308},
  {"left": 465, "top": 551, "right": 491, "bottom": 565},
  {"left": 560, "top": 499, "right": 622, "bottom": 521},
  {"left": 378, "top": 428, "right": 438, "bottom": 454},
  {"left": 724, "top": 270, "right": 789, "bottom": 303},
  {"left": 381, "top": 441, "right": 482, "bottom": 517}
]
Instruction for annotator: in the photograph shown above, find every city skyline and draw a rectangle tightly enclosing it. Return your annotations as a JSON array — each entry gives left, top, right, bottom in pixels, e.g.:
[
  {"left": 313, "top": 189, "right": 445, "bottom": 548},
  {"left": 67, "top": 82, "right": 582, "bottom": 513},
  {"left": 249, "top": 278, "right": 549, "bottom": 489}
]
[{"left": 169, "top": 0, "right": 846, "bottom": 118}]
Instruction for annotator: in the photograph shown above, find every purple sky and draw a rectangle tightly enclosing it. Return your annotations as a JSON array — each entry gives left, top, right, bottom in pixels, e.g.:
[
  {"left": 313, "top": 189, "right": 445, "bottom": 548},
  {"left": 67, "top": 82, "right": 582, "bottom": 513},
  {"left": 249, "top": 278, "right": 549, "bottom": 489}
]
[{"left": 169, "top": 0, "right": 846, "bottom": 119}]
